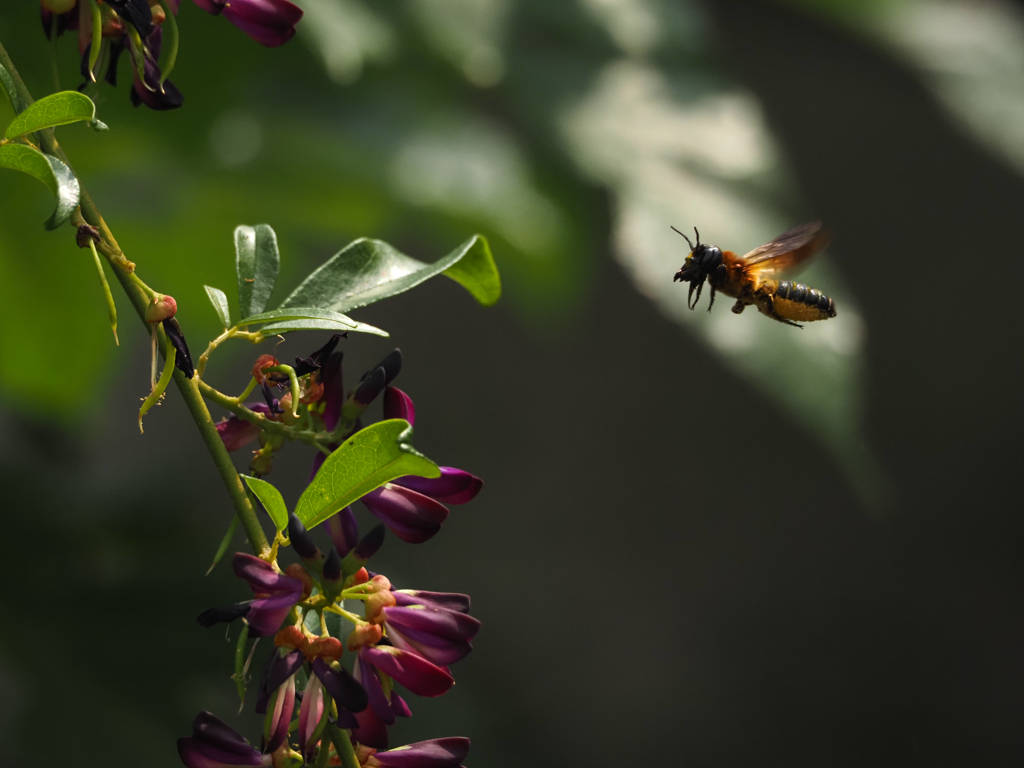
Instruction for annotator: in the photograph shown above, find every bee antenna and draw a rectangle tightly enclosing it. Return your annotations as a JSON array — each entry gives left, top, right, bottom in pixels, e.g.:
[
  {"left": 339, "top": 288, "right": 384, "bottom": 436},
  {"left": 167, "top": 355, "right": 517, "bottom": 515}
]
[
  {"left": 671, "top": 225, "right": 695, "bottom": 251},
  {"left": 694, "top": 227, "right": 701, "bottom": 247}
]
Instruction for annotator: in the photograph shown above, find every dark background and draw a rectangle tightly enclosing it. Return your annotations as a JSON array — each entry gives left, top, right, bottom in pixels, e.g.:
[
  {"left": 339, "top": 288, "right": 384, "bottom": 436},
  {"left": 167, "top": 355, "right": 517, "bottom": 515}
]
[{"left": 0, "top": 0, "right": 1021, "bottom": 765}]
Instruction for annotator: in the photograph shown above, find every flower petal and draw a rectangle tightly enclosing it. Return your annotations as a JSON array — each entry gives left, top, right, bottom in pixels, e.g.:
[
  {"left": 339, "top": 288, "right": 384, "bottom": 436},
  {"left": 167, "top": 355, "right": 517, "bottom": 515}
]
[
  {"left": 361, "top": 647, "right": 454, "bottom": 698},
  {"left": 382, "top": 387, "right": 415, "bottom": 426},
  {"left": 312, "top": 657, "right": 369, "bottom": 713},
  {"left": 393, "top": 590, "right": 470, "bottom": 614},
  {"left": 361, "top": 486, "right": 448, "bottom": 544},
  {"left": 392, "top": 467, "right": 482, "bottom": 505},
  {"left": 371, "top": 738, "right": 470, "bottom": 768}
]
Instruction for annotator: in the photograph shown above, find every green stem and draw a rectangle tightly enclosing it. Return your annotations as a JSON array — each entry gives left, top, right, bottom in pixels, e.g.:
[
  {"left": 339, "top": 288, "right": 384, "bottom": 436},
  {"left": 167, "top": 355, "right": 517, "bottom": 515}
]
[
  {"left": 263, "top": 364, "right": 301, "bottom": 418},
  {"left": 327, "top": 724, "right": 360, "bottom": 768},
  {"left": 49, "top": 13, "right": 60, "bottom": 91},
  {"left": 88, "top": 239, "right": 118, "bottom": 345},
  {"left": 87, "top": 0, "right": 102, "bottom": 81},
  {"left": 0, "top": 42, "right": 270, "bottom": 557},
  {"left": 197, "top": 378, "right": 330, "bottom": 447}
]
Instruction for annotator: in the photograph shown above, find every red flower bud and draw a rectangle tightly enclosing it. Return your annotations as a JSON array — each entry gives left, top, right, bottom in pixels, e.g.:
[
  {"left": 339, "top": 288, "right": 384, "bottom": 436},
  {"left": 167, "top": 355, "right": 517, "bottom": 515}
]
[
  {"left": 306, "top": 636, "right": 343, "bottom": 661},
  {"left": 346, "top": 623, "right": 383, "bottom": 652},
  {"left": 252, "top": 354, "right": 278, "bottom": 383},
  {"left": 275, "top": 625, "right": 307, "bottom": 651},
  {"left": 145, "top": 293, "right": 177, "bottom": 323}
]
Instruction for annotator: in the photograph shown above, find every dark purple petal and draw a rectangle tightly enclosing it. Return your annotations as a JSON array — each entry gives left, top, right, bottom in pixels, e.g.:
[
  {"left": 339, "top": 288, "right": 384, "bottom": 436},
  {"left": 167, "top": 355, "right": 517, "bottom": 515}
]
[
  {"left": 382, "top": 607, "right": 480, "bottom": 643},
  {"left": 312, "top": 658, "right": 369, "bottom": 713},
  {"left": 322, "top": 548, "right": 342, "bottom": 581},
  {"left": 354, "top": 524, "right": 386, "bottom": 560},
  {"left": 361, "top": 647, "right": 454, "bottom": 698},
  {"left": 105, "top": 37, "right": 126, "bottom": 86},
  {"left": 163, "top": 318, "right": 194, "bottom": 375},
  {"left": 392, "top": 468, "right": 482, "bottom": 505},
  {"left": 392, "top": 590, "right": 471, "bottom": 614},
  {"left": 255, "top": 649, "right": 303, "bottom": 714},
  {"left": 355, "top": 651, "right": 395, "bottom": 725},
  {"left": 382, "top": 387, "right": 415, "bottom": 425},
  {"left": 247, "top": 592, "right": 300, "bottom": 637},
  {"left": 361, "top": 486, "right": 448, "bottom": 544},
  {"left": 320, "top": 351, "right": 344, "bottom": 431},
  {"left": 221, "top": 0, "right": 303, "bottom": 47},
  {"left": 233, "top": 553, "right": 303, "bottom": 594},
  {"left": 387, "top": 629, "right": 473, "bottom": 668},
  {"left": 287, "top": 513, "right": 319, "bottom": 560},
  {"left": 351, "top": 704, "right": 389, "bottom": 750},
  {"left": 294, "top": 334, "right": 343, "bottom": 376},
  {"left": 193, "top": 712, "right": 256, "bottom": 756},
  {"left": 327, "top": 507, "right": 358, "bottom": 556},
  {"left": 196, "top": 601, "right": 252, "bottom": 628},
  {"left": 260, "top": 380, "right": 283, "bottom": 415},
  {"left": 216, "top": 416, "right": 261, "bottom": 452},
  {"left": 178, "top": 736, "right": 268, "bottom": 767},
  {"left": 353, "top": 366, "right": 387, "bottom": 408},
  {"left": 107, "top": 0, "right": 155, "bottom": 36},
  {"left": 371, "top": 738, "right": 471, "bottom": 768},
  {"left": 374, "top": 349, "right": 402, "bottom": 386}
]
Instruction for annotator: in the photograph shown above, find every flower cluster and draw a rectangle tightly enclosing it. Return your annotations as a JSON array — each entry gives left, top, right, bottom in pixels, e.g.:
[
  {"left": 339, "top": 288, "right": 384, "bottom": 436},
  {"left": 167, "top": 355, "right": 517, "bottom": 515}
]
[
  {"left": 216, "top": 336, "right": 482, "bottom": 545},
  {"left": 186, "top": 335, "right": 482, "bottom": 766},
  {"left": 40, "top": 0, "right": 302, "bottom": 111}
]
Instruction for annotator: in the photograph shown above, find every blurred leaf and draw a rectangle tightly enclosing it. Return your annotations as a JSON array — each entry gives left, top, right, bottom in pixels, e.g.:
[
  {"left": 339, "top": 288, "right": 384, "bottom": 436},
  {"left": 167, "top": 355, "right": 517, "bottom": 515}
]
[
  {"left": 204, "top": 285, "right": 232, "bottom": 328},
  {"left": 295, "top": 419, "right": 440, "bottom": 529},
  {"left": 4, "top": 91, "right": 96, "bottom": 139},
  {"left": 232, "top": 306, "right": 387, "bottom": 337},
  {"left": 0, "top": 63, "right": 25, "bottom": 114},
  {"left": 235, "top": 223, "right": 280, "bottom": 319},
  {"left": 242, "top": 475, "right": 288, "bottom": 532},
  {"left": 281, "top": 234, "right": 500, "bottom": 313},
  {"left": 205, "top": 516, "right": 239, "bottom": 575},
  {"left": 0, "top": 144, "right": 80, "bottom": 230},
  {"left": 257, "top": 317, "right": 385, "bottom": 336}
]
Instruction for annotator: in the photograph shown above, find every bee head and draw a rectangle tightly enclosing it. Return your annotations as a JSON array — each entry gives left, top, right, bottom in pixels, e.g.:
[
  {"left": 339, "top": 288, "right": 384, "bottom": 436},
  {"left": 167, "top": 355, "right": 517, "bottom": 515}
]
[{"left": 672, "top": 227, "right": 722, "bottom": 309}]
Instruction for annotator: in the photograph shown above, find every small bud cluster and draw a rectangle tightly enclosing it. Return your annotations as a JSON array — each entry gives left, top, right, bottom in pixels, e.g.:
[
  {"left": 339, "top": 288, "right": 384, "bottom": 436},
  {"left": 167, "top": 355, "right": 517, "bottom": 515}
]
[
  {"left": 186, "top": 335, "right": 483, "bottom": 766},
  {"left": 41, "top": 0, "right": 303, "bottom": 112}
]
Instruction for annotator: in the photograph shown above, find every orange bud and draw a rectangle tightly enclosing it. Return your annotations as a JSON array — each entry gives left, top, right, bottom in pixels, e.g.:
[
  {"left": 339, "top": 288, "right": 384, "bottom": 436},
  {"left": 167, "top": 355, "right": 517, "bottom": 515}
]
[
  {"left": 274, "top": 626, "right": 307, "bottom": 651},
  {"left": 284, "top": 563, "right": 313, "bottom": 599},
  {"left": 252, "top": 355, "right": 278, "bottom": 383},
  {"left": 306, "top": 636, "right": 344, "bottom": 661},
  {"left": 300, "top": 378, "right": 324, "bottom": 404},
  {"left": 348, "top": 567, "right": 369, "bottom": 587},
  {"left": 346, "top": 623, "right": 383, "bottom": 652},
  {"left": 365, "top": 589, "right": 398, "bottom": 624}
]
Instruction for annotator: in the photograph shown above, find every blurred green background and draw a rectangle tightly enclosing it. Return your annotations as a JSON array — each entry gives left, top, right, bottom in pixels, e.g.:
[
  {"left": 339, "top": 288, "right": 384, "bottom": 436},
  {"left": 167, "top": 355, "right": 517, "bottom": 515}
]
[{"left": 1, "top": 0, "right": 1022, "bottom": 765}]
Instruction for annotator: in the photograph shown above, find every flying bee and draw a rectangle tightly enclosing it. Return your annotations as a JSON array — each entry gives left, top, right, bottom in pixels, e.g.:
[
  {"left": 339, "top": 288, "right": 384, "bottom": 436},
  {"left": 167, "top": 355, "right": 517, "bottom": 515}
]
[{"left": 672, "top": 221, "right": 836, "bottom": 328}]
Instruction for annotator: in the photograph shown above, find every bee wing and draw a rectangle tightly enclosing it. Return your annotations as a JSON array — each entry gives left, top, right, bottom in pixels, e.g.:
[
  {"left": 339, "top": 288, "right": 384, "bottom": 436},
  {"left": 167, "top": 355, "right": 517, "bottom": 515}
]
[{"left": 740, "top": 221, "right": 831, "bottom": 277}]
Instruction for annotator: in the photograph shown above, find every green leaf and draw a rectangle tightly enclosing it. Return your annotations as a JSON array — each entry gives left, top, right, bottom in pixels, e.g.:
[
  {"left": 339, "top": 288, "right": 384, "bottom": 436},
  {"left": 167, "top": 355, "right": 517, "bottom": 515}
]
[
  {"left": 295, "top": 419, "right": 440, "bottom": 529},
  {"left": 4, "top": 91, "right": 96, "bottom": 140},
  {"left": 242, "top": 475, "right": 289, "bottom": 532},
  {"left": 280, "top": 234, "right": 500, "bottom": 314},
  {"left": 231, "top": 306, "right": 387, "bottom": 337},
  {"left": 204, "top": 285, "right": 231, "bottom": 328},
  {"left": 0, "top": 63, "right": 26, "bottom": 115},
  {"left": 0, "top": 144, "right": 80, "bottom": 230},
  {"left": 235, "top": 224, "right": 280, "bottom": 319}
]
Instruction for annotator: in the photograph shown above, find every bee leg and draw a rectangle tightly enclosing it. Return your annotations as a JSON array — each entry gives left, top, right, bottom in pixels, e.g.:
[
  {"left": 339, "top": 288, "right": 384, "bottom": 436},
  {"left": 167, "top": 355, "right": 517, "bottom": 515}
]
[
  {"left": 731, "top": 300, "right": 746, "bottom": 315},
  {"left": 707, "top": 286, "right": 716, "bottom": 312}
]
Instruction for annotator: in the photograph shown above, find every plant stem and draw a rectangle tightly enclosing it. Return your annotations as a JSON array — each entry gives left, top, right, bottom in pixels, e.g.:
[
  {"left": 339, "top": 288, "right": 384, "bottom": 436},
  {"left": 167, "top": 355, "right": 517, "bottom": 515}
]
[
  {"left": 328, "top": 724, "right": 360, "bottom": 768},
  {"left": 0, "top": 41, "right": 270, "bottom": 557}
]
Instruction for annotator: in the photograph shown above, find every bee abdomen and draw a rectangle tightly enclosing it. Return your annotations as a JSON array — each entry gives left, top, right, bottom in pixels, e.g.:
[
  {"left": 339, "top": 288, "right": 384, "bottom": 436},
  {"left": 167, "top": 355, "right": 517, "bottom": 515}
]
[{"left": 775, "top": 280, "right": 836, "bottom": 318}]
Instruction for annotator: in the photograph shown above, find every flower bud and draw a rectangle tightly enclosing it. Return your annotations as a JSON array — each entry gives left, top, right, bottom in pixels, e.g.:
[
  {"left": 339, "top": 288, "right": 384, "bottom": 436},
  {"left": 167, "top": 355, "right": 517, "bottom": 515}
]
[
  {"left": 306, "top": 636, "right": 343, "bottom": 661},
  {"left": 274, "top": 625, "right": 307, "bottom": 652},
  {"left": 354, "top": 524, "right": 386, "bottom": 561},
  {"left": 145, "top": 293, "right": 177, "bottom": 323},
  {"left": 250, "top": 450, "right": 274, "bottom": 476},
  {"left": 347, "top": 622, "right": 383, "bottom": 651},
  {"left": 288, "top": 513, "right": 324, "bottom": 570},
  {"left": 351, "top": 366, "right": 386, "bottom": 408},
  {"left": 326, "top": 507, "right": 358, "bottom": 557},
  {"left": 252, "top": 354, "right": 278, "bottom": 384}
]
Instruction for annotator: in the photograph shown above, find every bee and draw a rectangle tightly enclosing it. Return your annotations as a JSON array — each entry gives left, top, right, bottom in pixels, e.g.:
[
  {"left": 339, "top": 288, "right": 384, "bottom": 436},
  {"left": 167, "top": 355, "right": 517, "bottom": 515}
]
[{"left": 672, "top": 221, "right": 836, "bottom": 327}]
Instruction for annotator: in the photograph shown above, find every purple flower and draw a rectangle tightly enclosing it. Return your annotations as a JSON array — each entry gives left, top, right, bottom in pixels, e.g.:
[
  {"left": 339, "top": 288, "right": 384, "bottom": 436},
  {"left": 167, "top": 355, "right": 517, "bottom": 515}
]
[
  {"left": 392, "top": 467, "right": 483, "bottom": 505},
  {"left": 364, "top": 737, "right": 471, "bottom": 768},
  {"left": 190, "top": 0, "right": 304, "bottom": 47},
  {"left": 177, "top": 712, "right": 271, "bottom": 768},
  {"left": 381, "top": 604, "right": 480, "bottom": 667},
  {"left": 128, "top": 28, "right": 184, "bottom": 111},
  {"left": 358, "top": 646, "right": 454, "bottom": 698},
  {"left": 297, "top": 672, "right": 325, "bottom": 761},
  {"left": 216, "top": 403, "right": 273, "bottom": 451},
  {"left": 361, "top": 484, "right": 449, "bottom": 544},
  {"left": 261, "top": 666, "right": 296, "bottom": 753},
  {"left": 233, "top": 553, "right": 303, "bottom": 637}
]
